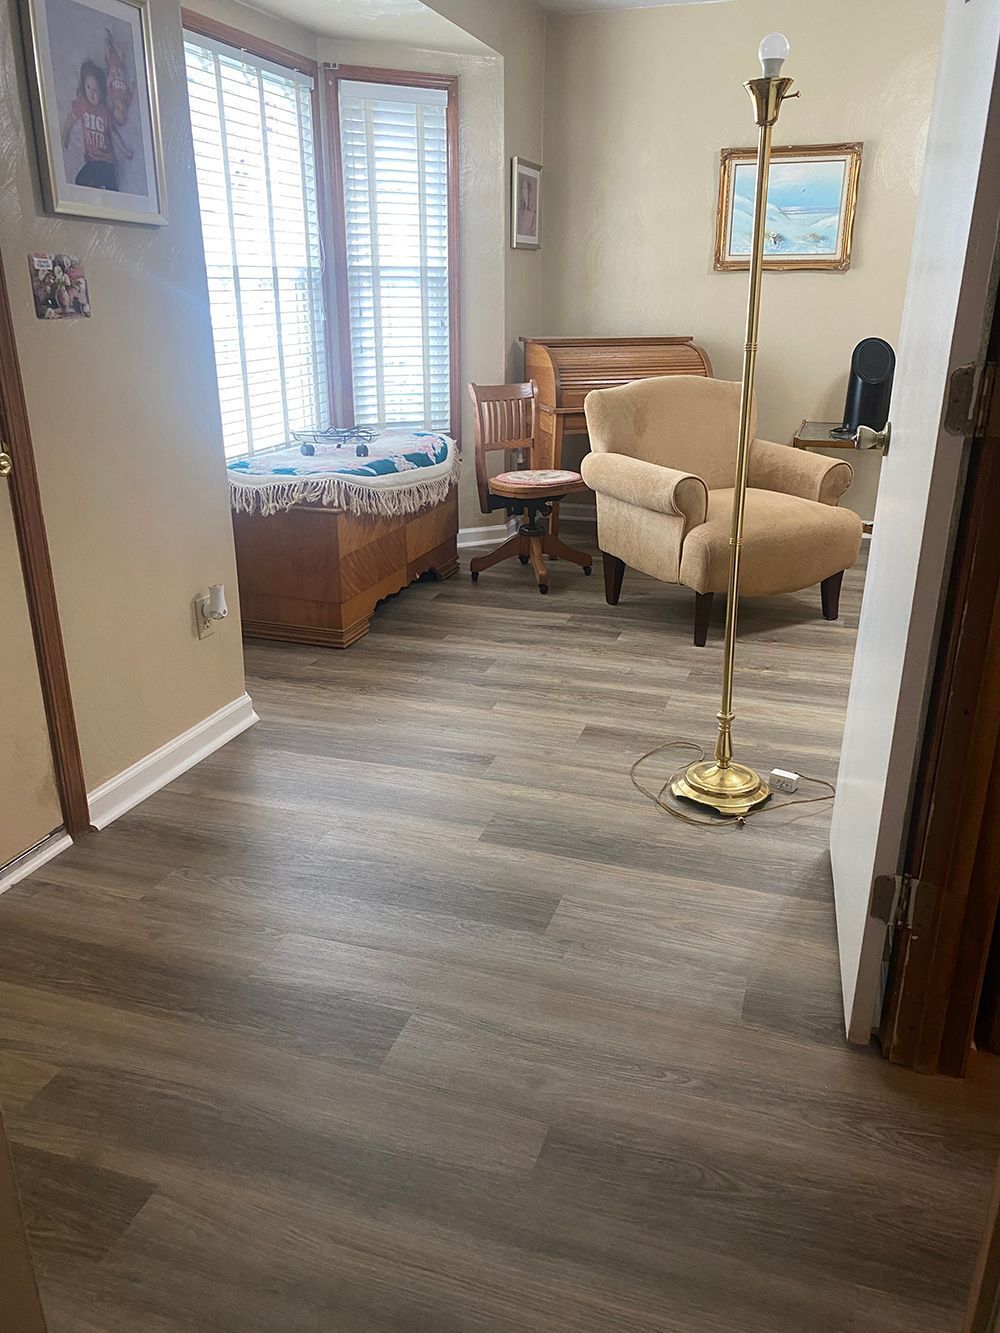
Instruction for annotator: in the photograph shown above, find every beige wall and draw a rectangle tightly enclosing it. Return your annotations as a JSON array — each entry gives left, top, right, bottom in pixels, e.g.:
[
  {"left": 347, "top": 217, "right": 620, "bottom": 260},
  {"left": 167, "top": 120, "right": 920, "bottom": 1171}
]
[
  {"left": 422, "top": 0, "right": 546, "bottom": 377},
  {"left": 541, "top": 0, "right": 944, "bottom": 513},
  {"left": 0, "top": 0, "right": 246, "bottom": 790}
]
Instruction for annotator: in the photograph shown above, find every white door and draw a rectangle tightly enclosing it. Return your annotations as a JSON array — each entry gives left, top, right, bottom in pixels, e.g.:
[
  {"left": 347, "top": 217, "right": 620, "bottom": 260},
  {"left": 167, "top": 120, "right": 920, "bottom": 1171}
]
[
  {"left": 831, "top": 0, "right": 1000, "bottom": 1045},
  {"left": 0, "top": 471, "right": 63, "bottom": 871}
]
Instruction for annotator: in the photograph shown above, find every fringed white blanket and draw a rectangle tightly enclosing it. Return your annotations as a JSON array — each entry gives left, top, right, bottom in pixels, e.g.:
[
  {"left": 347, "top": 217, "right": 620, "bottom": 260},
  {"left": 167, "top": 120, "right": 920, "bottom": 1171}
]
[{"left": 228, "top": 431, "right": 459, "bottom": 519}]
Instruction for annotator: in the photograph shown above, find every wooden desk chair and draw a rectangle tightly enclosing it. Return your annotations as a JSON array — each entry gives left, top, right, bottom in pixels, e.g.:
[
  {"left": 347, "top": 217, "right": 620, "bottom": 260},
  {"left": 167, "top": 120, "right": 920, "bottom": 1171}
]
[{"left": 468, "top": 381, "right": 592, "bottom": 594}]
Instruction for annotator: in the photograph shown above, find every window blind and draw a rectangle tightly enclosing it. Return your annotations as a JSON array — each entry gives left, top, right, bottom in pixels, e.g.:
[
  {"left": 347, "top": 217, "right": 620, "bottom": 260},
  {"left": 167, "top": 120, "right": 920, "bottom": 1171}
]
[
  {"left": 338, "top": 80, "right": 451, "bottom": 432},
  {"left": 184, "top": 35, "right": 327, "bottom": 460}
]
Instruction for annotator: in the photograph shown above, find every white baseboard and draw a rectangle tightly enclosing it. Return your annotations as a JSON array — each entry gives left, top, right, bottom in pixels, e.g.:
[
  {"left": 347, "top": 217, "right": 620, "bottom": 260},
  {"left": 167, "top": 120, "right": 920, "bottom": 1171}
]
[
  {"left": 0, "top": 831, "right": 73, "bottom": 896},
  {"left": 87, "top": 692, "right": 258, "bottom": 830},
  {"left": 458, "top": 518, "right": 517, "bottom": 548}
]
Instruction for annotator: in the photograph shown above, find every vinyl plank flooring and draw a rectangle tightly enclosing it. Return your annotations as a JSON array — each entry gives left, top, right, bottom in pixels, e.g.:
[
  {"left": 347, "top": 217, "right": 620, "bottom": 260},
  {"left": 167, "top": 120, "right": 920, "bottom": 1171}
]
[{"left": 1, "top": 528, "right": 998, "bottom": 1333}]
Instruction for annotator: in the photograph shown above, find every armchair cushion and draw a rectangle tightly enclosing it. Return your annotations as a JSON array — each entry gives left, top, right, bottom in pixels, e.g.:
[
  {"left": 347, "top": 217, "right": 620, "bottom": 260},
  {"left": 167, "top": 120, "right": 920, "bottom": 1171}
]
[
  {"left": 679, "top": 487, "right": 864, "bottom": 596},
  {"left": 749, "top": 439, "right": 854, "bottom": 505},
  {"left": 581, "top": 452, "right": 708, "bottom": 528}
]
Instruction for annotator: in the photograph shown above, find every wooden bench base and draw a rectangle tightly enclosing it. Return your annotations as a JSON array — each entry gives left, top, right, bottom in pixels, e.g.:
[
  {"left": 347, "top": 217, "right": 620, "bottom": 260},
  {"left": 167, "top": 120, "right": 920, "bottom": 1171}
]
[{"left": 232, "top": 492, "right": 458, "bottom": 649}]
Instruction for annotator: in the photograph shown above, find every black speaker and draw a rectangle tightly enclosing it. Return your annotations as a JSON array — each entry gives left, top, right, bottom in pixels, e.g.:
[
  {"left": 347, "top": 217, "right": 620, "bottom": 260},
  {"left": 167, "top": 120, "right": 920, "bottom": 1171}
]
[{"left": 832, "top": 338, "right": 895, "bottom": 438}]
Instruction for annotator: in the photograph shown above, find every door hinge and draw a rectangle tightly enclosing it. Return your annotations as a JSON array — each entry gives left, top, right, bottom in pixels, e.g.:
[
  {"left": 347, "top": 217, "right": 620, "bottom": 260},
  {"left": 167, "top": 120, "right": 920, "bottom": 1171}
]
[
  {"left": 872, "top": 872, "right": 937, "bottom": 932},
  {"left": 944, "top": 360, "right": 996, "bottom": 437},
  {"left": 871, "top": 873, "right": 918, "bottom": 926}
]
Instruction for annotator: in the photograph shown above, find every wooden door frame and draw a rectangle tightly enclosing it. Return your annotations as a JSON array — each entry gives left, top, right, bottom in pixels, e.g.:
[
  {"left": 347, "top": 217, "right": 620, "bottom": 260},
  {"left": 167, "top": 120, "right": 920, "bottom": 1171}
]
[
  {"left": 0, "top": 250, "right": 89, "bottom": 839},
  {"left": 879, "top": 296, "right": 1000, "bottom": 1075}
]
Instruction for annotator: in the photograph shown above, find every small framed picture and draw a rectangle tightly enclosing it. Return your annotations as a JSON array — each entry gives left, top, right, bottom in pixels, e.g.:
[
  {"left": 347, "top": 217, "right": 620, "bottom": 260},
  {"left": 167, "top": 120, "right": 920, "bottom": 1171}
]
[
  {"left": 29, "top": 252, "right": 92, "bottom": 318},
  {"left": 715, "top": 142, "right": 862, "bottom": 272},
  {"left": 20, "top": 0, "right": 167, "bottom": 225},
  {"left": 511, "top": 156, "right": 541, "bottom": 250}
]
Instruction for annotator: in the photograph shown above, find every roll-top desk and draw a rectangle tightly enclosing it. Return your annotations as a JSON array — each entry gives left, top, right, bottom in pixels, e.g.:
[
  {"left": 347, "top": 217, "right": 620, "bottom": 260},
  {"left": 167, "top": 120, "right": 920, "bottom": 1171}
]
[{"left": 522, "top": 336, "right": 714, "bottom": 468}]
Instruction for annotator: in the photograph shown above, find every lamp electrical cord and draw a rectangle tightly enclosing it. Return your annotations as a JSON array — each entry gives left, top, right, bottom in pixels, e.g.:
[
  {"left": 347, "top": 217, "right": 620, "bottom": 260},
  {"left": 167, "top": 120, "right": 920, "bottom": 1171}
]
[{"left": 629, "top": 738, "right": 837, "bottom": 829}]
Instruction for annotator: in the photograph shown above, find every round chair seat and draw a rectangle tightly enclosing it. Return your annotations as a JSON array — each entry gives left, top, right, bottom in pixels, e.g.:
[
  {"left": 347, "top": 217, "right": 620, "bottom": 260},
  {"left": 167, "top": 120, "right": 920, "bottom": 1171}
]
[{"left": 490, "top": 468, "right": 587, "bottom": 500}]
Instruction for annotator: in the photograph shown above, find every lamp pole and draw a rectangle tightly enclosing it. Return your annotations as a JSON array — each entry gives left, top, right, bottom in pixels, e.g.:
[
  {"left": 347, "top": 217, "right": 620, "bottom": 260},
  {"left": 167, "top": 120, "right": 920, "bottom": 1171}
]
[{"left": 671, "top": 34, "right": 797, "bottom": 817}]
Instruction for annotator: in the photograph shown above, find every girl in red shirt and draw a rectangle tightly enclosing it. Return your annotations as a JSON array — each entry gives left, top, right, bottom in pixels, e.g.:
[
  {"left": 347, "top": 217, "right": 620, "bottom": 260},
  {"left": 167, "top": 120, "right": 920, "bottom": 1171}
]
[{"left": 61, "top": 60, "right": 132, "bottom": 192}]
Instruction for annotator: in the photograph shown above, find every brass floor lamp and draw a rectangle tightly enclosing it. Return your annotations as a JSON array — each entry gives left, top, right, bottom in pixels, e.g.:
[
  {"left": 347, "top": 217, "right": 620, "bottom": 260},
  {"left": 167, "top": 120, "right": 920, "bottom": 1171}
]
[{"left": 670, "top": 33, "right": 797, "bottom": 817}]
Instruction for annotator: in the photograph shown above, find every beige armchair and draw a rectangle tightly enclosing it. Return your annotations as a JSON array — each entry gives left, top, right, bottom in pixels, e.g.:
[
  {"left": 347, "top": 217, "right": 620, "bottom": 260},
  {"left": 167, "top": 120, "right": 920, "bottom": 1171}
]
[{"left": 581, "top": 375, "right": 864, "bottom": 644}]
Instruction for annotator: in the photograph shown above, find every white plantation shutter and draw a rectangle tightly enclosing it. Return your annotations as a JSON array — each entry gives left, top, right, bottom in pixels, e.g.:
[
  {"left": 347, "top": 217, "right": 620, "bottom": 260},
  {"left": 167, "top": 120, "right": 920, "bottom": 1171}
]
[
  {"left": 184, "top": 35, "right": 327, "bottom": 459},
  {"left": 338, "top": 80, "right": 451, "bottom": 432}
]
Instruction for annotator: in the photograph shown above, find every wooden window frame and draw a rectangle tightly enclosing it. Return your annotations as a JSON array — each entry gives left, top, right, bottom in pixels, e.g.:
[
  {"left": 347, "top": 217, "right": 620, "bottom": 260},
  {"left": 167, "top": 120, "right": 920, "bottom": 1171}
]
[
  {"left": 181, "top": 11, "right": 339, "bottom": 439},
  {"left": 324, "top": 64, "right": 462, "bottom": 444}
]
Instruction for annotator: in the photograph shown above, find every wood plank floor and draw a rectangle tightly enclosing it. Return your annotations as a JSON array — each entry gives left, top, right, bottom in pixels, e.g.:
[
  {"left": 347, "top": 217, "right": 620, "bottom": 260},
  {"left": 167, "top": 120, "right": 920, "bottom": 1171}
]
[{"left": 3, "top": 527, "right": 1000, "bottom": 1332}]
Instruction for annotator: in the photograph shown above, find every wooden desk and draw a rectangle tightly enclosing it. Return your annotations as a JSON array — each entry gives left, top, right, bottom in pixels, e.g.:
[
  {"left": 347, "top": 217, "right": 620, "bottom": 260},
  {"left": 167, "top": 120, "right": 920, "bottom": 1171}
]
[{"left": 522, "top": 336, "right": 714, "bottom": 469}]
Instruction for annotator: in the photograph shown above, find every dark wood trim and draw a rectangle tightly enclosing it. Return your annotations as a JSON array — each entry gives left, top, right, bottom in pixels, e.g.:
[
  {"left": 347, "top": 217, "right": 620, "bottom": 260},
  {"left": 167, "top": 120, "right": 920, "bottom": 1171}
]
[
  {"left": 0, "top": 252, "right": 89, "bottom": 838},
  {"left": 322, "top": 70, "right": 356, "bottom": 428},
  {"left": 323, "top": 63, "right": 458, "bottom": 92},
  {"left": 180, "top": 10, "right": 318, "bottom": 77},
  {"left": 445, "top": 77, "right": 462, "bottom": 445},
  {"left": 323, "top": 65, "right": 462, "bottom": 444},
  {"left": 882, "top": 308, "right": 1000, "bottom": 1075}
]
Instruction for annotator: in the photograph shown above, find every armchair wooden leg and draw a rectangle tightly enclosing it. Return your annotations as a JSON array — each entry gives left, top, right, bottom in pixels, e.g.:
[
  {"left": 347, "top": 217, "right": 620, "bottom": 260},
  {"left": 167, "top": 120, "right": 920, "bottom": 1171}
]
[
  {"left": 821, "top": 570, "right": 845, "bottom": 621},
  {"left": 602, "top": 552, "right": 625, "bottom": 605},
  {"left": 694, "top": 591, "right": 714, "bottom": 646}
]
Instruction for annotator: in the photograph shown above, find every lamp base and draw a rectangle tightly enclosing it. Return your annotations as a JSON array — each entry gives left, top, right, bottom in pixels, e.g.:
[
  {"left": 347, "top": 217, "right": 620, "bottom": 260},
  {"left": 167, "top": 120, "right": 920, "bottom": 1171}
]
[{"left": 669, "top": 759, "right": 771, "bottom": 817}]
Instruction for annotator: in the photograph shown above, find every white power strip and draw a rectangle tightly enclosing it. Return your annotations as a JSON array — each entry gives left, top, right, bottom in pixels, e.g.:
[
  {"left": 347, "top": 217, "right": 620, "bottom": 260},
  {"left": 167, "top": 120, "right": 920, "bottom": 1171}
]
[{"left": 769, "top": 768, "right": 800, "bottom": 794}]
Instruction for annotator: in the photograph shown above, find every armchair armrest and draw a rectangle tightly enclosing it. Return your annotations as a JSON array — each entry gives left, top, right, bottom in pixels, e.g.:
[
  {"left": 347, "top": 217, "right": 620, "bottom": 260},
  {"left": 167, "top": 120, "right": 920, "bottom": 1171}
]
[
  {"left": 581, "top": 451, "right": 708, "bottom": 527},
  {"left": 749, "top": 438, "right": 854, "bottom": 505}
]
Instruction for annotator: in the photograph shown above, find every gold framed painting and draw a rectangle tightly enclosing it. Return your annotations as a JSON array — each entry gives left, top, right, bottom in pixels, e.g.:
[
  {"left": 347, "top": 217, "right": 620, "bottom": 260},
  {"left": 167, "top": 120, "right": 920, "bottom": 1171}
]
[
  {"left": 715, "top": 142, "right": 862, "bottom": 272},
  {"left": 20, "top": 0, "right": 167, "bottom": 224}
]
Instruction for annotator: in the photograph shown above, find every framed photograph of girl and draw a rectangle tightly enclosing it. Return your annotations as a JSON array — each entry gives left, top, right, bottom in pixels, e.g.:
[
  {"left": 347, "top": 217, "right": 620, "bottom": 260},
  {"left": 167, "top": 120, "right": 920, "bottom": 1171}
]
[{"left": 21, "top": 0, "right": 166, "bottom": 224}]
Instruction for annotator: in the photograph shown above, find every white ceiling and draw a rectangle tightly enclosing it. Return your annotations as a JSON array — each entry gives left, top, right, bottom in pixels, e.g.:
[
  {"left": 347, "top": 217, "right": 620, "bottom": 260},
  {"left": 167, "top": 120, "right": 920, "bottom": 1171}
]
[
  {"left": 246, "top": 0, "right": 489, "bottom": 51},
  {"left": 246, "top": 0, "right": 725, "bottom": 47},
  {"left": 540, "top": 0, "right": 726, "bottom": 12}
]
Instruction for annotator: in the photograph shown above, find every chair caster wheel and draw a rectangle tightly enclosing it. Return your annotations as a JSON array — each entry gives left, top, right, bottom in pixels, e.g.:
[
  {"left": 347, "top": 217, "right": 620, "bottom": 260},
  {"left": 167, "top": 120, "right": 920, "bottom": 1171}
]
[
  {"left": 470, "top": 571, "right": 479, "bottom": 583},
  {"left": 538, "top": 583, "right": 549, "bottom": 595},
  {"left": 583, "top": 565, "right": 592, "bottom": 575},
  {"left": 519, "top": 555, "right": 529, "bottom": 565}
]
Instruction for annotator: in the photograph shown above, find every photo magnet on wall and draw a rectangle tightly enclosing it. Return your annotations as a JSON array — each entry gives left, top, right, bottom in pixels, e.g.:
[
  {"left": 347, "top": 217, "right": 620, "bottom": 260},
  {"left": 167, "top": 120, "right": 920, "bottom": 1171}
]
[
  {"left": 20, "top": 0, "right": 167, "bottom": 224},
  {"left": 30, "top": 252, "right": 91, "bottom": 318}
]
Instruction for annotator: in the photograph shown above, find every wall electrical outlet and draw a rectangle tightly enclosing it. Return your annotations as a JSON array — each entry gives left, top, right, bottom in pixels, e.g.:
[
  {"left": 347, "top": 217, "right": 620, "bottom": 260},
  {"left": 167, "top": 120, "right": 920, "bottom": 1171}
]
[
  {"left": 769, "top": 768, "right": 800, "bottom": 794},
  {"left": 194, "top": 594, "right": 214, "bottom": 639}
]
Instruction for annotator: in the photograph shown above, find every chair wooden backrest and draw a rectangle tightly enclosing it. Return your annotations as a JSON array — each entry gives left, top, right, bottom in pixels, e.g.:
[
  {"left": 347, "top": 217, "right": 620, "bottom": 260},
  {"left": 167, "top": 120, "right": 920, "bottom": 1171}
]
[{"left": 468, "top": 381, "right": 539, "bottom": 514}]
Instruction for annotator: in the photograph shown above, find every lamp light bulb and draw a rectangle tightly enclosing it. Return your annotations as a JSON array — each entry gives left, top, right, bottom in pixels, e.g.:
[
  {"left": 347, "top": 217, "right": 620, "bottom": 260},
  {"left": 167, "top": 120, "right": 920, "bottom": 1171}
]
[{"left": 758, "top": 31, "right": 790, "bottom": 77}]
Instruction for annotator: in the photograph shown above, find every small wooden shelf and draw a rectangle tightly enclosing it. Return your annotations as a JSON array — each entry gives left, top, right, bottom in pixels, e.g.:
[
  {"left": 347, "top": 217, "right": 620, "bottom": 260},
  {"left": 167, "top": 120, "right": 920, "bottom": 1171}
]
[{"left": 793, "top": 420, "right": 857, "bottom": 449}]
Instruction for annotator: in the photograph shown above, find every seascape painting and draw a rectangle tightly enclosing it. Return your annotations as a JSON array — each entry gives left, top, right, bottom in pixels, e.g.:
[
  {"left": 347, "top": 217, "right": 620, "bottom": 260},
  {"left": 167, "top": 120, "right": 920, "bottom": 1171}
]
[{"left": 715, "top": 144, "right": 862, "bottom": 272}]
